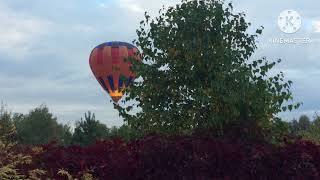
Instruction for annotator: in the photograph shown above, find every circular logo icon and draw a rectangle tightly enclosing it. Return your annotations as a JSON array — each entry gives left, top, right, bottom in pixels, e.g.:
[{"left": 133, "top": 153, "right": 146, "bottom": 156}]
[{"left": 278, "top": 10, "right": 302, "bottom": 34}]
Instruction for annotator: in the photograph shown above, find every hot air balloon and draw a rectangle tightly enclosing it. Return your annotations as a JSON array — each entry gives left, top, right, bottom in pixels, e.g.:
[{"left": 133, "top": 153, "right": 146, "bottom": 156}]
[{"left": 89, "top": 41, "right": 138, "bottom": 102}]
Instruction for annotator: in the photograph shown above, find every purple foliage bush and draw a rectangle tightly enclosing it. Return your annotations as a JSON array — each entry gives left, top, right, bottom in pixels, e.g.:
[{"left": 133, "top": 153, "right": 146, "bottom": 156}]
[{"left": 18, "top": 135, "right": 320, "bottom": 180}]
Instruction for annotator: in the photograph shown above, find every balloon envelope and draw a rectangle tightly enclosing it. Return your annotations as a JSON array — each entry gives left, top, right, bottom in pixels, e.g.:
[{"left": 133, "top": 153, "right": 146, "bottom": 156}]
[{"left": 89, "top": 41, "right": 138, "bottom": 102}]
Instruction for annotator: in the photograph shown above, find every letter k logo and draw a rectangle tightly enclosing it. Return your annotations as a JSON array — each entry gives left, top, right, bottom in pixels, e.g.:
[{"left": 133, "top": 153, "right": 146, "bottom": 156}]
[
  {"left": 286, "top": 16, "right": 294, "bottom": 27},
  {"left": 278, "top": 10, "right": 302, "bottom": 34}
]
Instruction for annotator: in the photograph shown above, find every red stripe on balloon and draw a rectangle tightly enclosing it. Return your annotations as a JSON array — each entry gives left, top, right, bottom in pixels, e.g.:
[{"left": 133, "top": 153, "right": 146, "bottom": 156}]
[
  {"left": 111, "top": 47, "right": 119, "bottom": 57},
  {"left": 103, "top": 46, "right": 111, "bottom": 66},
  {"left": 112, "top": 60, "right": 120, "bottom": 64},
  {"left": 128, "top": 48, "right": 134, "bottom": 56},
  {"left": 97, "top": 48, "right": 103, "bottom": 65}
]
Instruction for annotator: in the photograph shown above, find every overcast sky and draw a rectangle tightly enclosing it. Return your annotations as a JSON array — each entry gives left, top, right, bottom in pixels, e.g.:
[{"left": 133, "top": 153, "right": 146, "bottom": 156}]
[{"left": 0, "top": 0, "right": 319, "bottom": 126}]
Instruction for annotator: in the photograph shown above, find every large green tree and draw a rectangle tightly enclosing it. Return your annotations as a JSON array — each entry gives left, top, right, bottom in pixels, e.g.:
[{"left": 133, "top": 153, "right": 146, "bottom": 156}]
[
  {"left": 116, "top": 0, "right": 300, "bottom": 135},
  {"left": 14, "top": 105, "right": 71, "bottom": 145}
]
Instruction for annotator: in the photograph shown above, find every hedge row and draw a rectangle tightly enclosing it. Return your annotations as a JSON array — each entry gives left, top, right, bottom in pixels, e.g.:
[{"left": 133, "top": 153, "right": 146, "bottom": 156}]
[{"left": 18, "top": 135, "right": 320, "bottom": 179}]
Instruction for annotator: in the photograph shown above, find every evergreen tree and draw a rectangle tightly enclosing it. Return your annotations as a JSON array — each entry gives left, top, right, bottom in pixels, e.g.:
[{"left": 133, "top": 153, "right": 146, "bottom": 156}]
[{"left": 72, "top": 111, "right": 109, "bottom": 146}]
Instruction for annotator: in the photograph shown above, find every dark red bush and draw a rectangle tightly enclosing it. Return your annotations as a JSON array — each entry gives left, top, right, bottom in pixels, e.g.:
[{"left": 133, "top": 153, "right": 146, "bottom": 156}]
[{"left": 17, "top": 135, "right": 320, "bottom": 179}]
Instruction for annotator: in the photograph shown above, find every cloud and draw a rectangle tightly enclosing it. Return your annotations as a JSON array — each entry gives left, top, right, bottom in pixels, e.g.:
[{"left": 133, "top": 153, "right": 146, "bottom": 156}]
[
  {"left": 0, "top": 2, "right": 53, "bottom": 60},
  {"left": 72, "top": 24, "right": 97, "bottom": 33},
  {"left": 312, "top": 20, "right": 320, "bottom": 33},
  {"left": 98, "top": 3, "right": 109, "bottom": 9},
  {"left": 119, "top": 0, "right": 144, "bottom": 13},
  {"left": 0, "top": 70, "right": 122, "bottom": 126},
  {"left": 118, "top": 0, "right": 180, "bottom": 14}
]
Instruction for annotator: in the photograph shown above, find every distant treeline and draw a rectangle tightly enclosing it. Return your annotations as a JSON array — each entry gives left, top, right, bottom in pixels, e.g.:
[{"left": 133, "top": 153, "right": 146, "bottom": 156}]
[
  {"left": 0, "top": 104, "right": 140, "bottom": 147},
  {"left": 1, "top": 103, "right": 320, "bottom": 146}
]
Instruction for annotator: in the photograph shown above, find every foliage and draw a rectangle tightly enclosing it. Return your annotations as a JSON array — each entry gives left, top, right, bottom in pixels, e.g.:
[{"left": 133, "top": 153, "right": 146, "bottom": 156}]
[
  {"left": 58, "top": 169, "right": 95, "bottom": 180},
  {"left": 59, "top": 124, "right": 73, "bottom": 146},
  {"left": 289, "top": 114, "right": 320, "bottom": 144},
  {"left": 14, "top": 105, "right": 71, "bottom": 145},
  {"left": 109, "top": 125, "right": 142, "bottom": 142},
  {"left": 0, "top": 104, "right": 44, "bottom": 180},
  {"left": 14, "top": 134, "right": 320, "bottom": 179},
  {"left": 2, "top": 103, "right": 140, "bottom": 147},
  {"left": 0, "top": 103, "right": 17, "bottom": 144},
  {"left": 290, "top": 115, "right": 312, "bottom": 135},
  {"left": 116, "top": 0, "right": 300, "bottom": 135},
  {"left": 267, "top": 118, "right": 291, "bottom": 145},
  {"left": 71, "top": 112, "right": 141, "bottom": 146},
  {"left": 72, "top": 111, "right": 110, "bottom": 146}
]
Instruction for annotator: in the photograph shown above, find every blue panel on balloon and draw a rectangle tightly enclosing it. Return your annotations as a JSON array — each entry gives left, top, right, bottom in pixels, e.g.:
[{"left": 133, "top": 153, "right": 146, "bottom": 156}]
[
  {"left": 107, "top": 75, "right": 116, "bottom": 91},
  {"left": 98, "top": 77, "right": 109, "bottom": 92},
  {"left": 95, "top": 41, "right": 136, "bottom": 49}
]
